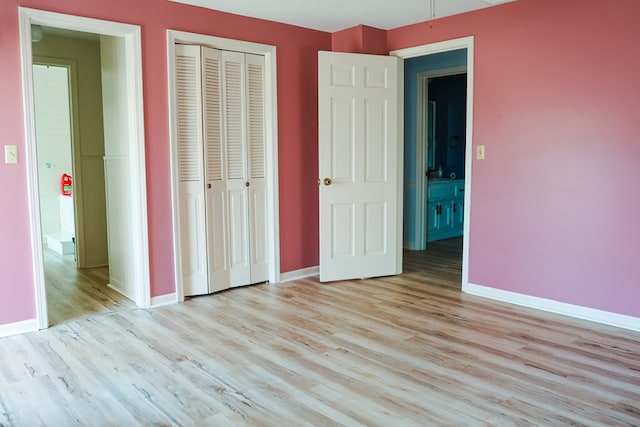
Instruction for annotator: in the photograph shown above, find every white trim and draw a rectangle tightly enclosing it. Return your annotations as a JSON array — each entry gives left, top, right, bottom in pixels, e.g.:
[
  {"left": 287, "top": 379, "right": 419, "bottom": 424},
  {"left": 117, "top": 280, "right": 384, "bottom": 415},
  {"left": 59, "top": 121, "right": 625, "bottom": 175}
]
[
  {"left": 122, "top": 25, "right": 152, "bottom": 309},
  {"left": 151, "top": 293, "right": 179, "bottom": 308},
  {"left": 466, "top": 283, "right": 640, "bottom": 332},
  {"left": 391, "top": 36, "right": 474, "bottom": 289},
  {"left": 0, "top": 319, "right": 39, "bottom": 338},
  {"left": 279, "top": 266, "right": 319, "bottom": 283},
  {"left": 19, "top": 7, "right": 151, "bottom": 330},
  {"left": 107, "top": 280, "right": 135, "bottom": 301},
  {"left": 167, "top": 30, "right": 280, "bottom": 302}
]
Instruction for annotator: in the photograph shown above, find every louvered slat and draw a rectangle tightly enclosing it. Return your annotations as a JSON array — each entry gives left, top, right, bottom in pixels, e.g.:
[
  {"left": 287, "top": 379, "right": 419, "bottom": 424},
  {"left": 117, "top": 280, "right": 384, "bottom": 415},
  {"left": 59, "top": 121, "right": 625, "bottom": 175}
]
[
  {"left": 247, "top": 57, "right": 265, "bottom": 179},
  {"left": 223, "top": 56, "right": 245, "bottom": 180},
  {"left": 175, "top": 51, "right": 203, "bottom": 182},
  {"left": 202, "top": 49, "right": 223, "bottom": 182}
]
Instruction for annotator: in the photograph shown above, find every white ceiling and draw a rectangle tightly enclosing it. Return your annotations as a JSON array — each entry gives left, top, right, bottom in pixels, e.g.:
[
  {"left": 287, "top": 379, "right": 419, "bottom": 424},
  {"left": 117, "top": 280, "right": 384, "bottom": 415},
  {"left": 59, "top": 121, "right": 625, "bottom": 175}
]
[{"left": 170, "top": 0, "right": 516, "bottom": 33}]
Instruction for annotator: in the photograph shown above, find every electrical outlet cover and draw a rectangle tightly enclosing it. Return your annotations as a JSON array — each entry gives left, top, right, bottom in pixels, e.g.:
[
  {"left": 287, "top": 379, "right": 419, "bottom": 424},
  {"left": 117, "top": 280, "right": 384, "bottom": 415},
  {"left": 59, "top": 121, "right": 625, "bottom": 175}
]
[{"left": 4, "top": 145, "right": 18, "bottom": 164}]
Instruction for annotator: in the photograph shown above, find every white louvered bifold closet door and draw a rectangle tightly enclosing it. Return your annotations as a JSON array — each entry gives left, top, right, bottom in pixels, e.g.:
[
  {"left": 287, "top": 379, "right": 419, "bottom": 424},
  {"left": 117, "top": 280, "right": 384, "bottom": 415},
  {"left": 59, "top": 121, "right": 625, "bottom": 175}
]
[
  {"left": 221, "top": 51, "right": 252, "bottom": 287},
  {"left": 175, "top": 44, "right": 208, "bottom": 296},
  {"left": 245, "top": 54, "right": 269, "bottom": 285},
  {"left": 202, "top": 47, "right": 230, "bottom": 293},
  {"left": 176, "top": 45, "right": 267, "bottom": 296}
]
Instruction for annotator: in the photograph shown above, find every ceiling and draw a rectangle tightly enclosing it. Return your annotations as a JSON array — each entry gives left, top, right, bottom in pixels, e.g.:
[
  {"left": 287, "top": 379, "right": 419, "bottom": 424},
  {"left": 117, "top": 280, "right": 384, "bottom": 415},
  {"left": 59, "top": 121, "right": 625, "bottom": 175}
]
[{"left": 170, "top": 0, "right": 517, "bottom": 33}]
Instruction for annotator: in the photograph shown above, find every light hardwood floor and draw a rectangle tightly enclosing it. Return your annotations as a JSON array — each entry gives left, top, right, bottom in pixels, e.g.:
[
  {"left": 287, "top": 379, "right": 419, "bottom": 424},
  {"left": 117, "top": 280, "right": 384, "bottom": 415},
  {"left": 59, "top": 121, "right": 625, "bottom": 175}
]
[
  {"left": 43, "top": 249, "right": 135, "bottom": 326},
  {"left": 1, "top": 239, "right": 639, "bottom": 426}
]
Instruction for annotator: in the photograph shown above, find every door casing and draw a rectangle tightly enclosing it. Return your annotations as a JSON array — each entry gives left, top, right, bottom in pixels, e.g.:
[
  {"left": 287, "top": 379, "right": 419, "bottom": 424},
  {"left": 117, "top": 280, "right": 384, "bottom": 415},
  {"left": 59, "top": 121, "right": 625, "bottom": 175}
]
[{"left": 19, "top": 7, "right": 151, "bottom": 329}]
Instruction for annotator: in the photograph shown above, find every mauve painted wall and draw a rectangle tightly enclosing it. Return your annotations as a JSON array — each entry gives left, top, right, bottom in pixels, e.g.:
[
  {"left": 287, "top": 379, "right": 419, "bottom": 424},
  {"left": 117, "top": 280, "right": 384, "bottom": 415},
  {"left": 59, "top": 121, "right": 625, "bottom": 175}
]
[
  {"left": 388, "top": 0, "right": 640, "bottom": 317},
  {"left": 0, "top": 0, "right": 329, "bottom": 324},
  {"left": 2, "top": 0, "right": 639, "bottom": 327},
  {"left": 332, "top": 25, "right": 387, "bottom": 55}
]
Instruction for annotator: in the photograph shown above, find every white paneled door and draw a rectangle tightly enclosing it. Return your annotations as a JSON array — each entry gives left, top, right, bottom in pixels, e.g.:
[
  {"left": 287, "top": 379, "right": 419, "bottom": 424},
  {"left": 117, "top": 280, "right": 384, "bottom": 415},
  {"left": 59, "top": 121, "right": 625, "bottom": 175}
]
[
  {"left": 318, "top": 51, "right": 403, "bottom": 282},
  {"left": 175, "top": 44, "right": 268, "bottom": 296}
]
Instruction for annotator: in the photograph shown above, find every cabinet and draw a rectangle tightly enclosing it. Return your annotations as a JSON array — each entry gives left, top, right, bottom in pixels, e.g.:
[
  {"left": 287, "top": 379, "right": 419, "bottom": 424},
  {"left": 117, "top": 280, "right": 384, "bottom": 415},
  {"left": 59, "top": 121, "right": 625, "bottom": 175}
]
[{"left": 426, "top": 179, "right": 464, "bottom": 242}]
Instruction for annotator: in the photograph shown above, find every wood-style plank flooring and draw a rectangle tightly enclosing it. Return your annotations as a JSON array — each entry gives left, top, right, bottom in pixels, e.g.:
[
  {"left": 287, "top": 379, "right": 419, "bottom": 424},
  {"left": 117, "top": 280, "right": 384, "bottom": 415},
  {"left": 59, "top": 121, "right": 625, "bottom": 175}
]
[
  {"left": 43, "top": 249, "right": 135, "bottom": 326},
  {"left": 1, "top": 239, "right": 639, "bottom": 426}
]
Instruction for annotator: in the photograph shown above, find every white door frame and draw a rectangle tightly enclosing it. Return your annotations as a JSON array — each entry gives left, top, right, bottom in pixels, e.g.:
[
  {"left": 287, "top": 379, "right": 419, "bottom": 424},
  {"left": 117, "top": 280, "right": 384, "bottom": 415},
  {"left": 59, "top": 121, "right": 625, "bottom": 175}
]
[
  {"left": 391, "top": 36, "right": 474, "bottom": 290},
  {"left": 166, "top": 30, "right": 280, "bottom": 302},
  {"left": 19, "top": 7, "right": 151, "bottom": 329},
  {"left": 416, "top": 65, "right": 467, "bottom": 250}
]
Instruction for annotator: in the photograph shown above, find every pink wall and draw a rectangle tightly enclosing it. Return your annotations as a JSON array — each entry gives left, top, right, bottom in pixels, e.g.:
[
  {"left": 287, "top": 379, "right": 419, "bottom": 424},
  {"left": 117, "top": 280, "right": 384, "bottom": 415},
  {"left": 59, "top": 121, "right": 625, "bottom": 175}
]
[
  {"left": 388, "top": 0, "right": 640, "bottom": 317},
  {"left": 331, "top": 26, "right": 362, "bottom": 53},
  {"left": 2, "top": 0, "right": 639, "bottom": 326},
  {"left": 0, "top": 0, "right": 328, "bottom": 324},
  {"left": 332, "top": 25, "right": 387, "bottom": 55}
]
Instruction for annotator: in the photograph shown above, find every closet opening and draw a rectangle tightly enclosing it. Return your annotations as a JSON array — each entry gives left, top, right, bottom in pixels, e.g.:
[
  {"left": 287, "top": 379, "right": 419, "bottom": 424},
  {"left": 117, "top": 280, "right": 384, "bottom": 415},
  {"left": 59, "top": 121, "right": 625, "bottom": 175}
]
[{"left": 167, "top": 31, "right": 280, "bottom": 301}]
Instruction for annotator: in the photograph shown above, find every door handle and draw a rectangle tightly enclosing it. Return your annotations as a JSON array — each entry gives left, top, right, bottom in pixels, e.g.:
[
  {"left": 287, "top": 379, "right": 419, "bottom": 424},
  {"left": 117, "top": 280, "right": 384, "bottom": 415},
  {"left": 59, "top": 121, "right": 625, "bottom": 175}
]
[
  {"left": 245, "top": 181, "right": 250, "bottom": 187},
  {"left": 323, "top": 177, "right": 332, "bottom": 186},
  {"left": 207, "top": 183, "right": 211, "bottom": 189}
]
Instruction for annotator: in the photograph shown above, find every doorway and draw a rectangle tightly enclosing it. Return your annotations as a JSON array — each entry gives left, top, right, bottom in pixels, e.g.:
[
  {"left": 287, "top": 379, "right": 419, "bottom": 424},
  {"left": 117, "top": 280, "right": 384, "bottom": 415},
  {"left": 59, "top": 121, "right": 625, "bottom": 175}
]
[
  {"left": 391, "top": 37, "right": 474, "bottom": 290},
  {"left": 32, "top": 63, "right": 77, "bottom": 260},
  {"left": 32, "top": 42, "right": 135, "bottom": 325},
  {"left": 419, "top": 70, "right": 467, "bottom": 247},
  {"left": 19, "top": 8, "right": 151, "bottom": 329}
]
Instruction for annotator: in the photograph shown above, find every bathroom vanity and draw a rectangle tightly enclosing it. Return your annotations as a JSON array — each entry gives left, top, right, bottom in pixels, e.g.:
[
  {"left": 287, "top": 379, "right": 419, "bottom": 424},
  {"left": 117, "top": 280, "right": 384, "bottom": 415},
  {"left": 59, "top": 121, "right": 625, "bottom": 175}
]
[{"left": 426, "top": 179, "right": 465, "bottom": 242}]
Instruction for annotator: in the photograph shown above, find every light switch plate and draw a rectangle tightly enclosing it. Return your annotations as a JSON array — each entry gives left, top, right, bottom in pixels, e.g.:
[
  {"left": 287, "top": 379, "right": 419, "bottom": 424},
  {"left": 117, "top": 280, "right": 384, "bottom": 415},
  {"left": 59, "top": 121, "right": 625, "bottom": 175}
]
[
  {"left": 476, "top": 145, "right": 485, "bottom": 160},
  {"left": 5, "top": 145, "right": 18, "bottom": 164}
]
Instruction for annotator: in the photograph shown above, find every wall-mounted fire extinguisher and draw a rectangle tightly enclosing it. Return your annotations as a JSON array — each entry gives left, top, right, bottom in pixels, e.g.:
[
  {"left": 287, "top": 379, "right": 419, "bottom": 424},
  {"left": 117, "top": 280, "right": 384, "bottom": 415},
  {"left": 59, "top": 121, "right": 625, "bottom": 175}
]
[{"left": 61, "top": 173, "right": 73, "bottom": 196}]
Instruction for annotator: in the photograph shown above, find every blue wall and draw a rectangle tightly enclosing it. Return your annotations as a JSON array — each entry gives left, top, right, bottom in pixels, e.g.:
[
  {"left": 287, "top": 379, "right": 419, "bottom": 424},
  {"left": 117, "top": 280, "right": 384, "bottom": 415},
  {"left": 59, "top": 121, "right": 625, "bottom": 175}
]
[{"left": 403, "top": 49, "right": 467, "bottom": 248}]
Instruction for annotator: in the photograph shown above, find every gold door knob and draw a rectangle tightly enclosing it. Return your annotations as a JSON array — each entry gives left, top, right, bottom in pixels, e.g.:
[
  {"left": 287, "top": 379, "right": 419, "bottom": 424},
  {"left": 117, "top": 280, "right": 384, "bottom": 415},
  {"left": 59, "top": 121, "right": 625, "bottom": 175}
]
[{"left": 323, "top": 177, "right": 332, "bottom": 186}]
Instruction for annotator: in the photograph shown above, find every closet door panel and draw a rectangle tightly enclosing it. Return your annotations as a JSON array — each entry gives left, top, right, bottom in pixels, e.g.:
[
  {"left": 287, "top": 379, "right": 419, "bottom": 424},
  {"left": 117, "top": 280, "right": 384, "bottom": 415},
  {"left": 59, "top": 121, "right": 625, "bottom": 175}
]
[
  {"left": 179, "top": 183, "right": 207, "bottom": 296},
  {"left": 222, "top": 51, "right": 252, "bottom": 287},
  {"left": 246, "top": 54, "right": 268, "bottom": 283},
  {"left": 227, "top": 187, "right": 251, "bottom": 287},
  {"left": 202, "top": 47, "right": 230, "bottom": 293},
  {"left": 175, "top": 44, "right": 208, "bottom": 296},
  {"left": 249, "top": 186, "right": 269, "bottom": 282},
  {"left": 206, "top": 187, "right": 228, "bottom": 292}
]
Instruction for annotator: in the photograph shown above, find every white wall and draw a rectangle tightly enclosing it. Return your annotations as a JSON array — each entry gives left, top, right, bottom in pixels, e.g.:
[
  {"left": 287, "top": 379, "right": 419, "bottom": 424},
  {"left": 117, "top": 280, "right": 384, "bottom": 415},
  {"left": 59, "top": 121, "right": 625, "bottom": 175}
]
[{"left": 33, "top": 64, "right": 73, "bottom": 239}]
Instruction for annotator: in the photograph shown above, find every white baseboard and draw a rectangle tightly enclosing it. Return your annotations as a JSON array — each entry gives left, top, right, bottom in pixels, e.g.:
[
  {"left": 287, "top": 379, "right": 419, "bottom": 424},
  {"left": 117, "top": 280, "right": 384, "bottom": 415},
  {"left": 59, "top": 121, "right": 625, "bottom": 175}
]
[
  {"left": 107, "top": 279, "right": 136, "bottom": 301},
  {"left": 151, "top": 292, "right": 177, "bottom": 308},
  {"left": 279, "top": 266, "right": 319, "bottom": 283},
  {"left": 0, "top": 318, "right": 39, "bottom": 338},
  {"left": 464, "top": 282, "right": 640, "bottom": 332}
]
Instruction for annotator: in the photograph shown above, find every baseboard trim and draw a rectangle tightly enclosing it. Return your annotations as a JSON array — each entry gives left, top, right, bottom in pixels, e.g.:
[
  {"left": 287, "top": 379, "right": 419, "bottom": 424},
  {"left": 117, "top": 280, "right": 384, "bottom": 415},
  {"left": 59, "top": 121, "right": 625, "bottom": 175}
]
[
  {"left": 107, "top": 279, "right": 136, "bottom": 301},
  {"left": 0, "top": 318, "right": 39, "bottom": 338},
  {"left": 151, "top": 292, "right": 177, "bottom": 308},
  {"left": 279, "top": 266, "right": 319, "bottom": 283},
  {"left": 465, "top": 282, "right": 640, "bottom": 332}
]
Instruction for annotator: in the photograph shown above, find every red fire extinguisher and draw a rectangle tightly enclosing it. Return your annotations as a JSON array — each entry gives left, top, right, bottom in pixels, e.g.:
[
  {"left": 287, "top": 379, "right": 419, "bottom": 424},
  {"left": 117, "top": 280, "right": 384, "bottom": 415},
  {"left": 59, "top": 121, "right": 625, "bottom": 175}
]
[{"left": 61, "top": 173, "right": 73, "bottom": 196}]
